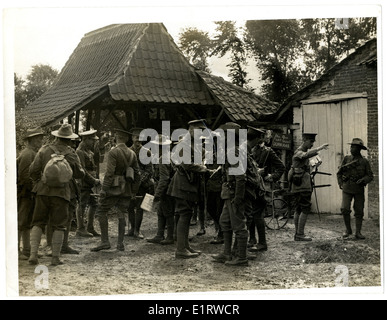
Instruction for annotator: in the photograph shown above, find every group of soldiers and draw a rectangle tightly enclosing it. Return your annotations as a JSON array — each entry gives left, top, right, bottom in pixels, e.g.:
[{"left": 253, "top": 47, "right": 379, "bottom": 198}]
[{"left": 16, "top": 119, "right": 374, "bottom": 267}]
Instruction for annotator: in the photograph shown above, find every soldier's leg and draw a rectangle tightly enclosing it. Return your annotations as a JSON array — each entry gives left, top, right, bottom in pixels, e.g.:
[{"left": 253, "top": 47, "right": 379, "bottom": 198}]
[
  {"left": 28, "top": 195, "right": 50, "bottom": 265},
  {"left": 175, "top": 198, "right": 199, "bottom": 259},
  {"left": 253, "top": 197, "right": 268, "bottom": 251},
  {"left": 76, "top": 190, "right": 93, "bottom": 237},
  {"left": 147, "top": 205, "right": 166, "bottom": 244},
  {"left": 61, "top": 199, "right": 79, "bottom": 254},
  {"left": 91, "top": 196, "right": 115, "bottom": 252},
  {"left": 341, "top": 191, "right": 353, "bottom": 238},
  {"left": 225, "top": 201, "right": 248, "bottom": 266},
  {"left": 353, "top": 192, "right": 366, "bottom": 240},
  {"left": 213, "top": 200, "right": 233, "bottom": 263},
  {"left": 126, "top": 198, "right": 136, "bottom": 236},
  {"left": 197, "top": 200, "right": 206, "bottom": 236},
  {"left": 295, "top": 192, "right": 313, "bottom": 242},
  {"left": 134, "top": 197, "right": 145, "bottom": 239},
  {"left": 208, "top": 193, "right": 224, "bottom": 244},
  {"left": 162, "top": 196, "right": 175, "bottom": 244},
  {"left": 116, "top": 199, "right": 130, "bottom": 251},
  {"left": 86, "top": 193, "right": 100, "bottom": 236},
  {"left": 49, "top": 196, "right": 70, "bottom": 266},
  {"left": 18, "top": 195, "right": 34, "bottom": 259}
]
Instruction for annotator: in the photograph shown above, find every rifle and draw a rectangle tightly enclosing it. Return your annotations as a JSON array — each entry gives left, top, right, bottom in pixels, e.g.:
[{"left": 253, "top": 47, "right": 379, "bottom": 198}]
[
  {"left": 311, "top": 168, "right": 332, "bottom": 221},
  {"left": 338, "top": 159, "right": 359, "bottom": 169}
]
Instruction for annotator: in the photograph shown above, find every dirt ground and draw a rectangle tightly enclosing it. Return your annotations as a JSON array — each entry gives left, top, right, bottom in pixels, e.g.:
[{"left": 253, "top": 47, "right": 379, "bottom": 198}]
[{"left": 17, "top": 210, "right": 382, "bottom": 297}]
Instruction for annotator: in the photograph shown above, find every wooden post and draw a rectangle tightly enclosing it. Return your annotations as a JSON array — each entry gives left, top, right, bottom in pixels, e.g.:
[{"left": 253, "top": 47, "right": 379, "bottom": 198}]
[
  {"left": 86, "top": 108, "right": 92, "bottom": 130},
  {"left": 75, "top": 110, "right": 80, "bottom": 133}
]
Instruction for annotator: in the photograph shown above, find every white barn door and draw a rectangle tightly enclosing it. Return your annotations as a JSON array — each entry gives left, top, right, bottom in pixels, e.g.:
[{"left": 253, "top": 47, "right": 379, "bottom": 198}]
[{"left": 302, "top": 97, "right": 368, "bottom": 216}]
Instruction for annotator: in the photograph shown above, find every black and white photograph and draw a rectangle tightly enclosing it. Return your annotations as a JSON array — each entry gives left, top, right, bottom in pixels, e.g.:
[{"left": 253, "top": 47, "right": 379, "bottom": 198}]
[{"left": 1, "top": 1, "right": 385, "bottom": 301}]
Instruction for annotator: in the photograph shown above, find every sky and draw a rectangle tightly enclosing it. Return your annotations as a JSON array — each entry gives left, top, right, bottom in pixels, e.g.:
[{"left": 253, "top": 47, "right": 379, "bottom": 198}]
[
  {"left": 6, "top": 7, "right": 257, "bottom": 89},
  {"left": 4, "top": 2, "right": 383, "bottom": 93}
]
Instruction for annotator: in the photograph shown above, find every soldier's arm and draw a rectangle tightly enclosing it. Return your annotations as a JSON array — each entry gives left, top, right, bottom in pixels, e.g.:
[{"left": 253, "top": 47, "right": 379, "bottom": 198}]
[
  {"left": 76, "top": 150, "right": 97, "bottom": 185},
  {"left": 268, "top": 149, "right": 285, "bottom": 182},
  {"left": 141, "top": 150, "right": 154, "bottom": 181},
  {"left": 154, "top": 163, "right": 171, "bottom": 199},
  {"left": 29, "top": 148, "right": 44, "bottom": 183},
  {"left": 18, "top": 150, "right": 36, "bottom": 189},
  {"left": 66, "top": 152, "right": 85, "bottom": 180},
  {"left": 295, "top": 148, "right": 319, "bottom": 160},
  {"left": 337, "top": 156, "right": 349, "bottom": 187},
  {"left": 102, "top": 149, "right": 117, "bottom": 191},
  {"left": 361, "top": 159, "right": 374, "bottom": 184},
  {"left": 131, "top": 153, "right": 141, "bottom": 195}
]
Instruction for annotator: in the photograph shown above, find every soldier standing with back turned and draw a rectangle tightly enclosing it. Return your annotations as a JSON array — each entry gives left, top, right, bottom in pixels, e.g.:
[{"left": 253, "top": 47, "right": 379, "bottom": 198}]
[
  {"left": 17, "top": 127, "right": 45, "bottom": 260},
  {"left": 127, "top": 128, "right": 154, "bottom": 239},
  {"left": 91, "top": 128, "right": 140, "bottom": 252},
  {"left": 29, "top": 124, "right": 85, "bottom": 266},
  {"left": 337, "top": 138, "right": 373, "bottom": 240}
]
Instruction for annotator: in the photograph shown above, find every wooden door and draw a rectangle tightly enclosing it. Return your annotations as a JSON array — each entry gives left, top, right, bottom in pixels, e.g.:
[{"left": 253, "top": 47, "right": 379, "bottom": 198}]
[{"left": 302, "top": 98, "right": 368, "bottom": 216}]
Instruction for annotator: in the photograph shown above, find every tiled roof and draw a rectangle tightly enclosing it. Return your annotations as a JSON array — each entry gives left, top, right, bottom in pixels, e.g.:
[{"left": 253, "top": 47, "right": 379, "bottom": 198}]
[
  {"left": 197, "top": 71, "right": 279, "bottom": 122},
  {"left": 108, "top": 24, "right": 214, "bottom": 105},
  {"left": 25, "top": 23, "right": 278, "bottom": 126},
  {"left": 26, "top": 23, "right": 214, "bottom": 125}
]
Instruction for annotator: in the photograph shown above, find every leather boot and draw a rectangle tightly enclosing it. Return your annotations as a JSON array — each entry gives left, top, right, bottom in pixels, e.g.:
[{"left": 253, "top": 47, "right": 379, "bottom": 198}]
[
  {"left": 185, "top": 217, "right": 201, "bottom": 255},
  {"left": 126, "top": 209, "right": 135, "bottom": 236},
  {"left": 295, "top": 212, "right": 312, "bottom": 241},
  {"left": 87, "top": 206, "right": 100, "bottom": 237},
  {"left": 91, "top": 215, "right": 111, "bottom": 252},
  {"left": 61, "top": 218, "right": 79, "bottom": 254},
  {"left": 117, "top": 218, "right": 126, "bottom": 251},
  {"left": 76, "top": 206, "right": 93, "bottom": 237},
  {"left": 225, "top": 236, "right": 248, "bottom": 266},
  {"left": 175, "top": 215, "right": 198, "bottom": 259},
  {"left": 355, "top": 218, "right": 365, "bottom": 240},
  {"left": 212, "top": 231, "right": 232, "bottom": 263},
  {"left": 28, "top": 226, "right": 43, "bottom": 265},
  {"left": 256, "top": 216, "right": 268, "bottom": 251},
  {"left": 343, "top": 214, "right": 353, "bottom": 238},
  {"left": 134, "top": 209, "right": 144, "bottom": 239},
  {"left": 160, "top": 216, "right": 175, "bottom": 245},
  {"left": 197, "top": 207, "right": 206, "bottom": 236},
  {"left": 21, "top": 229, "right": 31, "bottom": 257},
  {"left": 147, "top": 216, "right": 165, "bottom": 244},
  {"left": 46, "top": 223, "right": 53, "bottom": 247},
  {"left": 51, "top": 230, "right": 64, "bottom": 266},
  {"left": 294, "top": 211, "right": 300, "bottom": 240}
]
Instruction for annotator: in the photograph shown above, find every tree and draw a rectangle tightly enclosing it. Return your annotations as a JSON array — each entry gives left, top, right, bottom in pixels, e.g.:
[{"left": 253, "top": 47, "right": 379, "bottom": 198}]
[
  {"left": 244, "top": 19, "right": 305, "bottom": 103},
  {"left": 300, "top": 18, "right": 377, "bottom": 80},
  {"left": 14, "top": 73, "right": 27, "bottom": 110},
  {"left": 212, "top": 21, "right": 252, "bottom": 90},
  {"left": 24, "top": 64, "right": 58, "bottom": 105},
  {"left": 14, "top": 64, "right": 58, "bottom": 153},
  {"left": 178, "top": 27, "right": 214, "bottom": 72}
]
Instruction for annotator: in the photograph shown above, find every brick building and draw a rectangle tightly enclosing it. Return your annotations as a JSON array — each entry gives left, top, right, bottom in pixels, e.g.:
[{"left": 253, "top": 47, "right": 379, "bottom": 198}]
[{"left": 276, "top": 38, "right": 378, "bottom": 218}]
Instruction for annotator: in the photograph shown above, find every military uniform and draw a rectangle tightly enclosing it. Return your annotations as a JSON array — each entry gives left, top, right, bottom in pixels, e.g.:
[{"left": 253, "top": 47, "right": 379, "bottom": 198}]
[
  {"left": 91, "top": 141, "right": 140, "bottom": 251},
  {"left": 148, "top": 154, "right": 176, "bottom": 245},
  {"left": 127, "top": 140, "right": 154, "bottom": 239},
  {"left": 337, "top": 138, "right": 373, "bottom": 239},
  {"left": 76, "top": 137, "right": 100, "bottom": 236},
  {"left": 17, "top": 129, "right": 43, "bottom": 259},
  {"left": 289, "top": 133, "right": 328, "bottom": 241},
  {"left": 206, "top": 161, "right": 224, "bottom": 244},
  {"left": 29, "top": 124, "right": 85, "bottom": 265},
  {"left": 167, "top": 122, "right": 210, "bottom": 259},
  {"left": 212, "top": 122, "right": 249, "bottom": 266},
  {"left": 249, "top": 142, "right": 285, "bottom": 251},
  {"left": 17, "top": 146, "right": 37, "bottom": 232}
]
